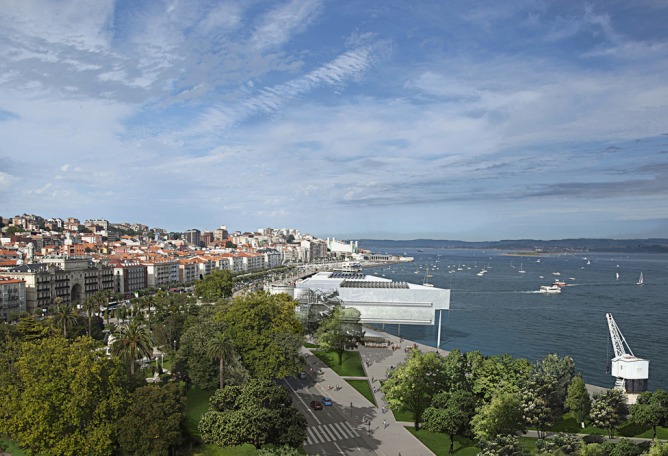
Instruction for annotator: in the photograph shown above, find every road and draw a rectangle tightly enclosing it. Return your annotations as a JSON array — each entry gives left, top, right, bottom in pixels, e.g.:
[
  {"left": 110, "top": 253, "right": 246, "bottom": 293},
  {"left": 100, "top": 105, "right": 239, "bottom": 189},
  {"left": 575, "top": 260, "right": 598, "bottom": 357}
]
[{"left": 284, "top": 375, "right": 381, "bottom": 456}]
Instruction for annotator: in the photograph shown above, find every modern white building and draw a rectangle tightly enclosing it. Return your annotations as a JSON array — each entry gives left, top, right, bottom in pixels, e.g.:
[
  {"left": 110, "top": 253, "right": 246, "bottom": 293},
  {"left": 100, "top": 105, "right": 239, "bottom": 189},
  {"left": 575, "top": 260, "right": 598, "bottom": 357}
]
[{"left": 293, "top": 271, "right": 450, "bottom": 326}]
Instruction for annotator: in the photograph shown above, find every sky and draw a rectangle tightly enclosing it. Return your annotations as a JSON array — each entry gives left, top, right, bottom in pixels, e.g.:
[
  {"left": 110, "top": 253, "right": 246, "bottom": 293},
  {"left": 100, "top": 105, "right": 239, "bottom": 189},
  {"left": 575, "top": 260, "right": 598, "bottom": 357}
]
[{"left": 1, "top": 0, "right": 668, "bottom": 241}]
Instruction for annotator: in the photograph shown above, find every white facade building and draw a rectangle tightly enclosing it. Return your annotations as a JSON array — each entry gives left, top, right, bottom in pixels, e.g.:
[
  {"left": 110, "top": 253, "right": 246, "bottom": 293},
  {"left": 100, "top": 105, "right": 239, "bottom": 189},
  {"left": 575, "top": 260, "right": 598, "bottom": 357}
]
[{"left": 294, "top": 271, "right": 450, "bottom": 326}]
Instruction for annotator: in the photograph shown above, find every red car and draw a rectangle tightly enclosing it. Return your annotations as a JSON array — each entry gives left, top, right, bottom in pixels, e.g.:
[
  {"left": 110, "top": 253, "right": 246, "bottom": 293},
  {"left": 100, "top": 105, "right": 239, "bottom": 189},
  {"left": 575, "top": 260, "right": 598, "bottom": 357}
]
[{"left": 310, "top": 400, "right": 323, "bottom": 410}]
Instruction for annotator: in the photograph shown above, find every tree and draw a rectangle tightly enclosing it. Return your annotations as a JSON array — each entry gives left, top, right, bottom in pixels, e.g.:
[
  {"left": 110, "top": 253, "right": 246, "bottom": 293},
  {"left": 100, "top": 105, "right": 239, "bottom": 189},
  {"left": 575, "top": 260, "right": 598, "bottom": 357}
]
[
  {"left": 220, "top": 291, "right": 303, "bottom": 379},
  {"left": 477, "top": 434, "right": 529, "bottom": 456},
  {"left": 465, "top": 351, "right": 532, "bottom": 402},
  {"left": 116, "top": 383, "right": 185, "bottom": 456},
  {"left": 535, "top": 433, "right": 581, "bottom": 454},
  {"left": 207, "top": 331, "right": 236, "bottom": 389},
  {"left": 0, "top": 337, "right": 129, "bottom": 456},
  {"left": 315, "top": 303, "right": 364, "bottom": 365},
  {"left": 471, "top": 391, "right": 526, "bottom": 441},
  {"left": 173, "top": 318, "right": 246, "bottom": 390},
  {"left": 566, "top": 374, "right": 592, "bottom": 424},
  {"left": 51, "top": 297, "right": 77, "bottom": 338},
  {"left": 609, "top": 438, "right": 643, "bottom": 456},
  {"left": 199, "top": 379, "right": 307, "bottom": 448},
  {"left": 195, "top": 269, "right": 235, "bottom": 302},
  {"left": 519, "top": 374, "right": 558, "bottom": 439},
  {"left": 590, "top": 389, "right": 628, "bottom": 439},
  {"left": 519, "top": 356, "right": 572, "bottom": 439},
  {"left": 112, "top": 319, "right": 153, "bottom": 375},
  {"left": 630, "top": 389, "right": 668, "bottom": 439},
  {"left": 81, "top": 295, "right": 100, "bottom": 337},
  {"left": 382, "top": 349, "right": 450, "bottom": 430},
  {"left": 423, "top": 390, "right": 477, "bottom": 454},
  {"left": 647, "top": 439, "right": 668, "bottom": 456}
]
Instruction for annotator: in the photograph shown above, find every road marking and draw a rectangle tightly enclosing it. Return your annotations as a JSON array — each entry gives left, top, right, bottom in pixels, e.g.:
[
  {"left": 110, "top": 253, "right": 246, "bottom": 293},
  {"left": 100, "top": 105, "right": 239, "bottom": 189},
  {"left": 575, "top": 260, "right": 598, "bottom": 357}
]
[
  {"left": 305, "top": 422, "right": 360, "bottom": 446},
  {"left": 283, "top": 378, "right": 321, "bottom": 425}
]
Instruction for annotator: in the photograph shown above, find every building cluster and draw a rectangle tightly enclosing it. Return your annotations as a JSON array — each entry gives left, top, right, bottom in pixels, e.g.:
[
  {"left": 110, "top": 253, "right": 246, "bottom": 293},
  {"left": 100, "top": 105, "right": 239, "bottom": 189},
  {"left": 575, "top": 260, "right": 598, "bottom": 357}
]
[{"left": 0, "top": 213, "right": 361, "bottom": 318}]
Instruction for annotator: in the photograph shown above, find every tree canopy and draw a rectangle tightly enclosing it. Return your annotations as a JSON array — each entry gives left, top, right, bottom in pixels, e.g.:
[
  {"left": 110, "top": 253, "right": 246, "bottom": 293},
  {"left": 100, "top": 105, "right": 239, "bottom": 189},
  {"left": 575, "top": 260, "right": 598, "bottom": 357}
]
[
  {"left": 116, "top": 383, "right": 186, "bottom": 456},
  {"left": 630, "top": 389, "right": 668, "bottom": 439},
  {"left": 199, "top": 379, "right": 306, "bottom": 449},
  {"left": 219, "top": 291, "right": 303, "bottom": 379},
  {"left": 315, "top": 303, "right": 364, "bottom": 365},
  {"left": 382, "top": 349, "right": 450, "bottom": 430},
  {"left": 195, "top": 269, "right": 235, "bottom": 302},
  {"left": 590, "top": 388, "right": 629, "bottom": 439},
  {"left": 0, "top": 337, "right": 129, "bottom": 456}
]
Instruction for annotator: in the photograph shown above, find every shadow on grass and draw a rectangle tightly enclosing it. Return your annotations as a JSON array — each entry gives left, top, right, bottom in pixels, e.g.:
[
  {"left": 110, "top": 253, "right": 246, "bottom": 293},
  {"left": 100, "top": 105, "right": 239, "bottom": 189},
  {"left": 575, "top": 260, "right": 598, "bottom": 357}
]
[
  {"left": 313, "top": 350, "right": 365, "bottom": 377},
  {"left": 407, "top": 428, "right": 479, "bottom": 455},
  {"left": 346, "top": 379, "right": 376, "bottom": 406}
]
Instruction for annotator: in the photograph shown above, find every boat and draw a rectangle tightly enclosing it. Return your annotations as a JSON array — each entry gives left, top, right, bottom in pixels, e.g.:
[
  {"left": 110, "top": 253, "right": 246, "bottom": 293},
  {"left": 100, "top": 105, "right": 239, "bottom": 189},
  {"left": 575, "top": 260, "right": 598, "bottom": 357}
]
[
  {"left": 540, "top": 285, "right": 561, "bottom": 294},
  {"left": 616, "top": 272, "right": 620, "bottom": 281},
  {"left": 587, "top": 260, "right": 591, "bottom": 265},
  {"left": 637, "top": 272, "right": 644, "bottom": 286},
  {"left": 553, "top": 280, "right": 567, "bottom": 287},
  {"left": 518, "top": 262, "right": 526, "bottom": 274}
]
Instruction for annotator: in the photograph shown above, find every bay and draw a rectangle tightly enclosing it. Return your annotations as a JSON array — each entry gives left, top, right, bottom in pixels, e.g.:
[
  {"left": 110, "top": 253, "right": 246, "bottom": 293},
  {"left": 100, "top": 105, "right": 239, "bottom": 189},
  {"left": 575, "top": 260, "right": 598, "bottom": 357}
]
[{"left": 362, "top": 246, "right": 668, "bottom": 391}]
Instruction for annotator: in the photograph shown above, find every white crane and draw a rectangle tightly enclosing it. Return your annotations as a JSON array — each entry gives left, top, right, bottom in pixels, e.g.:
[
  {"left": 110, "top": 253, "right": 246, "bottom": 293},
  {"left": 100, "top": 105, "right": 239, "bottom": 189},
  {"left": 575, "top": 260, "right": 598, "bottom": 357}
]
[{"left": 606, "top": 313, "right": 649, "bottom": 395}]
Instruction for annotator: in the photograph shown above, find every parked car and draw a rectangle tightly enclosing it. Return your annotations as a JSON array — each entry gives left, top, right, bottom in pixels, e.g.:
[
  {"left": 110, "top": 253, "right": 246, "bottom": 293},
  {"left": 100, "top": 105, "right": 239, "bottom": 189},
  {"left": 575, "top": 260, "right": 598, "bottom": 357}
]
[
  {"left": 321, "top": 397, "right": 333, "bottom": 406},
  {"left": 310, "top": 400, "right": 323, "bottom": 410}
]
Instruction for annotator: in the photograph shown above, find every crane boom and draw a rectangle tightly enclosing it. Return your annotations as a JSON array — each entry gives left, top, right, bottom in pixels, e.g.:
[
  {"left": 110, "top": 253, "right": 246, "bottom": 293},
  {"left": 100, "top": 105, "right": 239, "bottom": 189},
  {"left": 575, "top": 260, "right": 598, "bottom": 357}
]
[{"left": 606, "top": 313, "right": 634, "bottom": 358}]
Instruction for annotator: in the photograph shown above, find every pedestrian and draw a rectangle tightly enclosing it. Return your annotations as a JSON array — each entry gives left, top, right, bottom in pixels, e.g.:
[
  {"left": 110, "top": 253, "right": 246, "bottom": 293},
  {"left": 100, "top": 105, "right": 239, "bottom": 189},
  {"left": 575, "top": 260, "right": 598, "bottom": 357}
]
[
  {"left": 382, "top": 406, "right": 385, "bottom": 414},
  {"left": 383, "top": 419, "right": 387, "bottom": 428}
]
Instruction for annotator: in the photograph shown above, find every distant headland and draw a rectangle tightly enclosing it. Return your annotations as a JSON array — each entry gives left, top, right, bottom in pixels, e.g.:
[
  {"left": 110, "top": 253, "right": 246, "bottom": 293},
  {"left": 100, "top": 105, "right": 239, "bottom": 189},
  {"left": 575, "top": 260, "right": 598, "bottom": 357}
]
[{"left": 358, "top": 238, "right": 668, "bottom": 254}]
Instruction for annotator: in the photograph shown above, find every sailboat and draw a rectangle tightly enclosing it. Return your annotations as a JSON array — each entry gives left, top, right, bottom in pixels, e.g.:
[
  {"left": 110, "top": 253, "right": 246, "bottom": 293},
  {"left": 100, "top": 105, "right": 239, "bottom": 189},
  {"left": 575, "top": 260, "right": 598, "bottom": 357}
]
[
  {"left": 518, "top": 262, "right": 526, "bottom": 274},
  {"left": 616, "top": 272, "right": 620, "bottom": 281},
  {"left": 637, "top": 272, "right": 644, "bottom": 286}
]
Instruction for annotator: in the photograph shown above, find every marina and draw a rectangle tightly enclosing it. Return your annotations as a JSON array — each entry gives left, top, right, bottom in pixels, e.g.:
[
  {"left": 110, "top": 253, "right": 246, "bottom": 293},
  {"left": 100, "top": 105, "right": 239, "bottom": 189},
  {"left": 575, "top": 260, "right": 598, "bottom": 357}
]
[{"left": 362, "top": 247, "right": 668, "bottom": 392}]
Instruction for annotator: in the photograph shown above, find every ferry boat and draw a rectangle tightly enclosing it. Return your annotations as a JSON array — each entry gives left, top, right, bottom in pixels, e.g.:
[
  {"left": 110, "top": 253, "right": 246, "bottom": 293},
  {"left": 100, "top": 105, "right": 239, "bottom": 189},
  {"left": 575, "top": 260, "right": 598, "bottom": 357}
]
[
  {"left": 552, "top": 279, "right": 567, "bottom": 287},
  {"left": 540, "top": 285, "right": 561, "bottom": 294}
]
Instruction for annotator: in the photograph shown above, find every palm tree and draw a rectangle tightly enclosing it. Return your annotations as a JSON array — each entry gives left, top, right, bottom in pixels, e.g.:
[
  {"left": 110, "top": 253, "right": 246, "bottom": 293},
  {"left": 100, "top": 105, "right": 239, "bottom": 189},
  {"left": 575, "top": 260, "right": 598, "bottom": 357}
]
[
  {"left": 81, "top": 295, "right": 99, "bottom": 337},
  {"left": 206, "top": 332, "right": 235, "bottom": 389},
  {"left": 112, "top": 320, "right": 153, "bottom": 375},
  {"left": 52, "top": 298, "right": 77, "bottom": 338}
]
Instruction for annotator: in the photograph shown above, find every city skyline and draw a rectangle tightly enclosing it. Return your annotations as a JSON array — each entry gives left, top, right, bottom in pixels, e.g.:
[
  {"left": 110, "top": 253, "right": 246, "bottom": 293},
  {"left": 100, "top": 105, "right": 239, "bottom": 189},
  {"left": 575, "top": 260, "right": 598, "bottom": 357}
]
[{"left": 1, "top": 1, "right": 668, "bottom": 241}]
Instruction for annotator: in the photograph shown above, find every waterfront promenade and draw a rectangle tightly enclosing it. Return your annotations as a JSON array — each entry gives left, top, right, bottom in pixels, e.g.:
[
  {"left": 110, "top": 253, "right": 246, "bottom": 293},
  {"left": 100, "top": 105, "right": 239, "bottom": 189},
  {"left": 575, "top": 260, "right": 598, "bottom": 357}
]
[
  {"left": 301, "top": 327, "right": 444, "bottom": 455},
  {"left": 301, "top": 326, "right": 618, "bottom": 455}
]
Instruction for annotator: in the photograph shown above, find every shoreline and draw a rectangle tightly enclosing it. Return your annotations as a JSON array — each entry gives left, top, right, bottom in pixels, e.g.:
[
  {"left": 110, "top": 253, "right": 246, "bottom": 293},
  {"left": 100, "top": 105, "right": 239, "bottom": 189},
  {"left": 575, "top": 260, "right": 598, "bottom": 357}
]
[{"left": 362, "top": 325, "right": 609, "bottom": 396}]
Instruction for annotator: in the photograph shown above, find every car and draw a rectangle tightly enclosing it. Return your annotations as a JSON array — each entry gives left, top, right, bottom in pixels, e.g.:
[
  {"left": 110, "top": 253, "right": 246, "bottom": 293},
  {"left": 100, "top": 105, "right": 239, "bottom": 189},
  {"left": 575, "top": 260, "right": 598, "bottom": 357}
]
[
  {"left": 310, "top": 400, "right": 323, "bottom": 410},
  {"left": 298, "top": 372, "right": 307, "bottom": 379},
  {"left": 321, "top": 397, "right": 333, "bottom": 406}
]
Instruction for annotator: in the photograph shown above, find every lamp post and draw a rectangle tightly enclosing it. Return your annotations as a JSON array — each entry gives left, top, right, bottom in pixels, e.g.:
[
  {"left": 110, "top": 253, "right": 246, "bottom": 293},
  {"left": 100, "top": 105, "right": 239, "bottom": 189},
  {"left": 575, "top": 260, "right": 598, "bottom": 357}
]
[{"left": 367, "top": 420, "right": 371, "bottom": 436}]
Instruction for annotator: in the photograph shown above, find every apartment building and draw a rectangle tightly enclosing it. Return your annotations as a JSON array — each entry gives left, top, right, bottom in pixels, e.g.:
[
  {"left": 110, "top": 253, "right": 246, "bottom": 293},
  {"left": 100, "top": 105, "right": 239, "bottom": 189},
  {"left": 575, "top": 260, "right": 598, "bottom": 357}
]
[
  {"left": 112, "top": 261, "right": 148, "bottom": 296},
  {"left": 144, "top": 260, "right": 179, "bottom": 287},
  {"left": 0, "top": 256, "right": 115, "bottom": 314},
  {"left": 0, "top": 277, "right": 26, "bottom": 320}
]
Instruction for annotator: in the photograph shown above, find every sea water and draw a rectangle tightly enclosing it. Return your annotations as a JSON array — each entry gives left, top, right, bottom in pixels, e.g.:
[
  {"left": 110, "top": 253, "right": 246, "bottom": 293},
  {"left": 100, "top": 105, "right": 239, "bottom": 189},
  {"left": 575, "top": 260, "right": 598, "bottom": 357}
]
[{"left": 363, "top": 247, "right": 668, "bottom": 391}]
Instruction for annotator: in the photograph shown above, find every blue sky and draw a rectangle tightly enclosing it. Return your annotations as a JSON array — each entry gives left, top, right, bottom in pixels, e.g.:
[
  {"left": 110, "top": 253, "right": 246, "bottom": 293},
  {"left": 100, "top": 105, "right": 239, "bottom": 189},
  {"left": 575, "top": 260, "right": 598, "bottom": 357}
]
[{"left": 1, "top": 0, "right": 667, "bottom": 241}]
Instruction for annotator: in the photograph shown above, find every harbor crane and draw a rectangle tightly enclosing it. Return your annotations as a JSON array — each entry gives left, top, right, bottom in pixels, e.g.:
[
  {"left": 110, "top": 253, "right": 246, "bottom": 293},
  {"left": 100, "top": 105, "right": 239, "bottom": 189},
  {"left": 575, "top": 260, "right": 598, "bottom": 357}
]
[{"left": 606, "top": 313, "right": 649, "bottom": 396}]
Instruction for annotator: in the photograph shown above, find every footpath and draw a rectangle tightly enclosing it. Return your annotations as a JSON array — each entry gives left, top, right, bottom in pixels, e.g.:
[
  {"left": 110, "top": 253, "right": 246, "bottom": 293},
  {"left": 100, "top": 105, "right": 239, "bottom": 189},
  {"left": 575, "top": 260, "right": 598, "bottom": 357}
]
[
  {"left": 301, "top": 327, "right": 663, "bottom": 456},
  {"left": 302, "top": 328, "right": 444, "bottom": 456}
]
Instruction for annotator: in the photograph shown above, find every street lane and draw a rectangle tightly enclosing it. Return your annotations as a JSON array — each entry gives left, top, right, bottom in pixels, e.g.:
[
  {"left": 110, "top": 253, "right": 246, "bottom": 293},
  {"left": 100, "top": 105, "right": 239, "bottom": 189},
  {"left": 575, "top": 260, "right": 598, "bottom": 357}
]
[{"left": 284, "top": 375, "right": 379, "bottom": 455}]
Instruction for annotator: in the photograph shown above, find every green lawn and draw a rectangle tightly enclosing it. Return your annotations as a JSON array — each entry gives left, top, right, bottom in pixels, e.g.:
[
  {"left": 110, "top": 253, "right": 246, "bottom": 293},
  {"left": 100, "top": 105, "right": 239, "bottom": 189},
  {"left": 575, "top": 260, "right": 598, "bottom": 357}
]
[
  {"left": 407, "top": 428, "right": 479, "bottom": 455},
  {"left": 314, "top": 350, "right": 365, "bottom": 377},
  {"left": 548, "top": 412, "right": 668, "bottom": 439},
  {"left": 391, "top": 408, "right": 414, "bottom": 423},
  {"left": 304, "top": 342, "right": 320, "bottom": 348},
  {"left": 0, "top": 435, "right": 30, "bottom": 456},
  {"left": 346, "top": 379, "right": 376, "bottom": 406},
  {"left": 407, "top": 428, "right": 541, "bottom": 455},
  {"left": 185, "top": 387, "right": 215, "bottom": 438}
]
